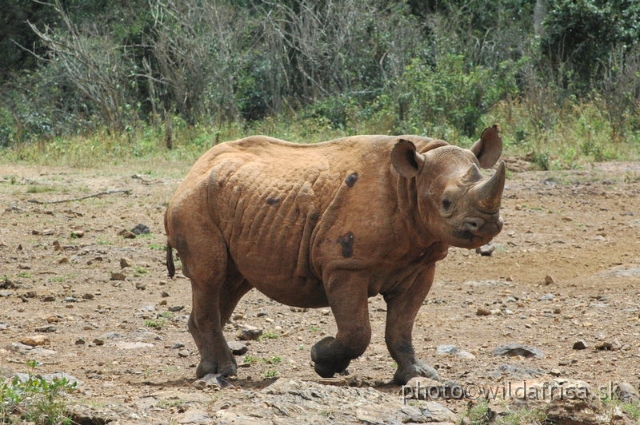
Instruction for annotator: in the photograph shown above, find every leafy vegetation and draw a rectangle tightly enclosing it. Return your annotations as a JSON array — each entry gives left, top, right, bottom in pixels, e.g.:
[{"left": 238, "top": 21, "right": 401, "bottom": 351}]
[
  {"left": 0, "top": 360, "right": 77, "bottom": 424},
  {"left": 1, "top": 0, "right": 639, "bottom": 167}
]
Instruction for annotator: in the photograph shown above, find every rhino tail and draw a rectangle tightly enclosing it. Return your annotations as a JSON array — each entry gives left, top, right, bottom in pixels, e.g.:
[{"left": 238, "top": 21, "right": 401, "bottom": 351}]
[{"left": 166, "top": 241, "right": 176, "bottom": 278}]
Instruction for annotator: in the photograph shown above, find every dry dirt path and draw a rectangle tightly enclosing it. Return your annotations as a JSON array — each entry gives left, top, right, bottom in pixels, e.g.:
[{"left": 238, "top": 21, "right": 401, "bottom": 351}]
[{"left": 1, "top": 161, "right": 639, "bottom": 424}]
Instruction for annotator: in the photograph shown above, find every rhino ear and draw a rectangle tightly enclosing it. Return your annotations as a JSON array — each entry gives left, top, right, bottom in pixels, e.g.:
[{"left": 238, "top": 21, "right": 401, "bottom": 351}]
[
  {"left": 470, "top": 125, "right": 502, "bottom": 169},
  {"left": 391, "top": 139, "right": 425, "bottom": 178}
]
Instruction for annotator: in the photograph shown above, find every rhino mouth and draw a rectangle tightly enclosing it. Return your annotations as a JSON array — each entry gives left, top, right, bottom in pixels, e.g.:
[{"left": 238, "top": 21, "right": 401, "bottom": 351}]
[{"left": 452, "top": 215, "right": 503, "bottom": 246}]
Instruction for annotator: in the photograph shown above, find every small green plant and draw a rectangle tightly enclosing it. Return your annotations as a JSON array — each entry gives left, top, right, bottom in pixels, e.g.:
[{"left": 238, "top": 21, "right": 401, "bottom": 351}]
[
  {"left": 144, "top": 318, "right": 166, "bottom": 329},
  {"left": 264, "top": 370, "right": 279, "bottom": 378},
  {"left": 17, "top": 271, "right": 32, "bottom": 279},
  {"left": 148, "top": 243, "right": 165, "bottom": 250},
  {"left": 243, "top": 355, "right": 258, "bottom": 364},
  {"left": 309, "top": 326, "right": 320, "bottom": 332},
  {"left": 461, "top": 400, "right": 491, "bottom": 425},
  {"left": 258, "top": 331, "right": 279, "bottom": 341},
  {"left": 26, "top": 185, "right": 56, "bottom": 194},
  {"left": 0, "top": 360, "right": 76, "bottom": 424},
  {"left": 622, "top": 403, "right": 640, "bottom": 420},
  {"left": 262, "top": 356, "right": 281, "bottom": 365},
  {"left": 159, "top": 311, "right": 174, "bottom": 319},
  {"left": 133, "top": 267, "right": 148, "bottom": 277},
  {"left": 495, "top": 407, "right": 546, "bottom": 425}
]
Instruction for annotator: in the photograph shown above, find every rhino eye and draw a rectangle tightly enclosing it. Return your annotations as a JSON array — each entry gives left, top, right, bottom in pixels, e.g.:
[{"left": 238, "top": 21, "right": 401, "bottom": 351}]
[{"left": 442, "top": 198, "right": 452, "bottom": 211}]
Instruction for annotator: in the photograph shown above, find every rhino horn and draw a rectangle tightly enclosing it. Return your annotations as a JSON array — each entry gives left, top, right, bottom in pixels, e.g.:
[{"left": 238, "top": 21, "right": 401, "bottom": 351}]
[
  {"left": 474, "top": 161, "right": 506, "bottom": 213},
  {"left": 461, "top": 163, "right": 483, "bottom": 184}
]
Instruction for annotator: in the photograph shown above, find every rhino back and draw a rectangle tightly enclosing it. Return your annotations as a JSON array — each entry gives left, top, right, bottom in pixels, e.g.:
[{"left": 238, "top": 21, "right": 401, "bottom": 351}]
[{"left": 203, "top": 137, "right": 405, "bottom": 285}]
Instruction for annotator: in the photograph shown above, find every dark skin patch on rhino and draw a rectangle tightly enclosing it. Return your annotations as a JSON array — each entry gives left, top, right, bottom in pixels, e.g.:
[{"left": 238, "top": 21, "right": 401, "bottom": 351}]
[
  {"left": 336, "top": 232, "right": 355, "bottom": 258},
  {"left": 266, "top": 197, "right": 280, "bottom": 205},
  {"left": 345, "top": 172, "right": 358, "bottom": 188}
]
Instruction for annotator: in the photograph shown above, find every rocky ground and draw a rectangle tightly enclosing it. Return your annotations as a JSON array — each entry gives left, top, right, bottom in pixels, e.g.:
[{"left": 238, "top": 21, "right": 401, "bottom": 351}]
[{"left": 1, "top": 159, "right": 640, "bottom": 424}]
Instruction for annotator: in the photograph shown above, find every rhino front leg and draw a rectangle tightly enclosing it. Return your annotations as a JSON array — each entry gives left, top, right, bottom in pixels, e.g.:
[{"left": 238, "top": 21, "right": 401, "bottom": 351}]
[
  {"left": 384, "top": 264, "right": 439, "bottom": 385},
  {"left": 311, "top": 271, "right": 371, "bottom": 378}
]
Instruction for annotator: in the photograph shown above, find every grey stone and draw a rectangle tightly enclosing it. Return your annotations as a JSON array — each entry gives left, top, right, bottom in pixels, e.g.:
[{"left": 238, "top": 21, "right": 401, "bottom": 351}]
[
  {"left": 492, "top": 344, "right": 544, "bottom": 359},
  {"left": 228, "top": 341, "right": 248, "bottom": 355},
  {"left": 572, "top": 340, "right": 588, "bottom": 350},
  {"left": 237, "top": 325, "right": 263, "bottom": 341},
  {"left": 615, "top": 382, "right": 640, "bottom": 404}
]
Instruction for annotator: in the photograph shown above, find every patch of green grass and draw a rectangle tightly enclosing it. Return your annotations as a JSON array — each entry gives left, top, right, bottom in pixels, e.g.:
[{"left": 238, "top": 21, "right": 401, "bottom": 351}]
[
  {"left": 258, "top": 331, "right": 279, "bottom": 341},
  {"left": 622, "top": 403, "right": 640, "bottom": 420},
  {"left": 243, "top": 355, "right": 258, "bottom": 364},
  {"left": 148, "top": 243, "right": 165, "bottom": 250},
  {"left": 97, "top": 238, "right": 111, "bottom": 246},
  {"left": 26, "top": 185, "right": 57, "bottom": 194},
  {"left": 264, "top": 370, "right": 279, "bottom": 378},
  {"left": 309, "top": 326, "right": 320, "bottom": 332},
  {"left": 262, "top": 356, "right": 282, "bottom": 365},
  {"left": 0, "top": 360, "right": 76, "bottom": 424},
  {"left": 17, "top": 271, "right": 32, "bottom": 279},
  {"left": 144, "top": 319, "right": 167, "bottom": 329},
  {"left": 134, "top": 266, "right": 148, "bottom": 277},
  {"left": 460, "top": 400, "right": 490, "bottom": 425},
  {"left": 495, "top": 407, "right": 546, "bottom": 425},
  {"left": 159, "top": 311, "right": 174, "bottom": 319}
]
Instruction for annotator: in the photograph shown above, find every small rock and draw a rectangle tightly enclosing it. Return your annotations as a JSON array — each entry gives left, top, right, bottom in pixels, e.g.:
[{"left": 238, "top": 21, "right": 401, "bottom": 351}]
[
  {"left": 131, "top": 224, "right": 150, "bottom": 235},
  {"left": 58, "top": 257, "right": 69, "bottom": 264},
  {"left": 42, "top": 295, "right": 56, "bottom": 302},
  {"left": 172, "top": 343, "right": 185, "bottom": 349},
  {"left": 53, "top": 240, "right": 62, "bottom": 251},
  {"left": 436, "top": 344, "right": 476, "bottom": 359},
  {"left": 120, "top": 258, "right": 132, "bottom": 268},
  {"left": 544, "top": 274, "right": 556, "bottom": 285},
  {"left": 492, "top": 344, "right": 544, "bottom": 359},
  {"left": 71, "top": 230, "right": 85, "bottom": 238},
  {"left": 539, "top": 293, "right": 555, "bottom": 301},
  {"left": 34, "top": 325, "right": 56, "bottom": 333},
  {"left": 228, "top": 341, "right": 248, "bottom": 355},
  {"left": 75, "top": 338, "right": 86, "bottom": 345},
  {"left": 178, "top": 350, "right": 190, "bottom": 358},
  {"left": 237, "top": 325, "right": 263, "bottom": 341},
  {"left": 476, "top": 307, "right": 492, "bottom": 316},
  {"left": 161, "top": 291, "right": 170, "bottom": 298},
  {"left": 615, "top": 382, "right": 640, "bottom": 404},
  {"left": 550, "top": 368, "right": 561, "bottom": 377},
  {"left": 118, "top": 229, "right": 136, "bottom": 239},
  {"left": 595, "top": 341, "right": 613, "bottom": 350},
  {"left": 93, "top": 338, "right": 105, "bottom": 346},
  {"left": 110, "top": 272, "right": 126, "bottom": 281},
  {"left": 82, "top": 293, "right": 94, "bottom": 300},
  {"left": 573, "top": 340, "right": 588, "bottom": 350},
  {"left": 135, "top": 282, "right": 146, "bottom": 290},
  {"left": 21, "top": 335, "right": 50, "bottom": 346},
  {"left": 475, "top": 243, "right": 495, "bottom": 256},
  {"left": 168, "top": 305, "right": 184, "bottom": 312}
]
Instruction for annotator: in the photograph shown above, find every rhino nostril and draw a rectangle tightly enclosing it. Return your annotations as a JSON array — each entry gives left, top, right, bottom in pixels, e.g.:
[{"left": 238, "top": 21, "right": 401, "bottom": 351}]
[{"left": 463, "top": 218, "right": 484, "bottom": 232}]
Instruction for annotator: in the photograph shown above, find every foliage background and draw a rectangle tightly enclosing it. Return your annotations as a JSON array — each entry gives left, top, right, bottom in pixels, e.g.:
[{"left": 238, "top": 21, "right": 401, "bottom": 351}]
[{"left": 1, "top": 0, "right": 639, "bottom": 168}]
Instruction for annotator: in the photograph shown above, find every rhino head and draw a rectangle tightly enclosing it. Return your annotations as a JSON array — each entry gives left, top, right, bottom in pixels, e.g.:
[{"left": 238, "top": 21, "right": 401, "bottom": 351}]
[{"left": 391, "top": 125, "right": 505, "bottom": 249}]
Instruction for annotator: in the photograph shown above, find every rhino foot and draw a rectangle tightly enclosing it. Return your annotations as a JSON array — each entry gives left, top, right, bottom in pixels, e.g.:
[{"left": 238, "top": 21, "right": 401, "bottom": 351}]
[
  {"left": 311, "top": 336, "right": 352, "bottom": 378},
  {"left": 196, "top": 359, "right": 237, "bottom": 379},
  {"left": 394, "top": 361, "right": 439, "bottom": 385}
]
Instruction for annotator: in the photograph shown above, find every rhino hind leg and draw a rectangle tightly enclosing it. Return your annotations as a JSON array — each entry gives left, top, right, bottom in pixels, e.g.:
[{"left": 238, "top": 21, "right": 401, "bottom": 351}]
[
  {"left": 174, "top": 223, "right": 241, "bottom": 379},
  {"left": 310, "top": 272, "right": 371, "bottom": 378}
]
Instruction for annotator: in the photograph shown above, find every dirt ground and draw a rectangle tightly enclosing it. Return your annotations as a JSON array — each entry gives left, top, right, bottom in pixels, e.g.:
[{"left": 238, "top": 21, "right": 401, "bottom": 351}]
[{"left": 1, "top": 158, "right": 640, "bottom": 424}]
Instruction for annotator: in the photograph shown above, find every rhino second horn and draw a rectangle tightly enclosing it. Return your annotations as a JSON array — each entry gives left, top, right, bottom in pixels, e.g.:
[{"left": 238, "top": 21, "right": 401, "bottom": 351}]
[
  {"left": 461, "top": 163, "right": 483, "bottom": 184},
  {"left": 474, "top": 161, "right": 506, "bottom": 213}
]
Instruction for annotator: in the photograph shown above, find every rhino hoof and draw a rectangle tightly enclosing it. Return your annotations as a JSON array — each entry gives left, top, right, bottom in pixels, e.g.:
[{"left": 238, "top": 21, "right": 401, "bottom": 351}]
[
  {"left": 394, "top": 362, "right": 439, "bottom": 385},
  {"left": 196, "top": 360, "right": 237, "bottom": 379}
]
